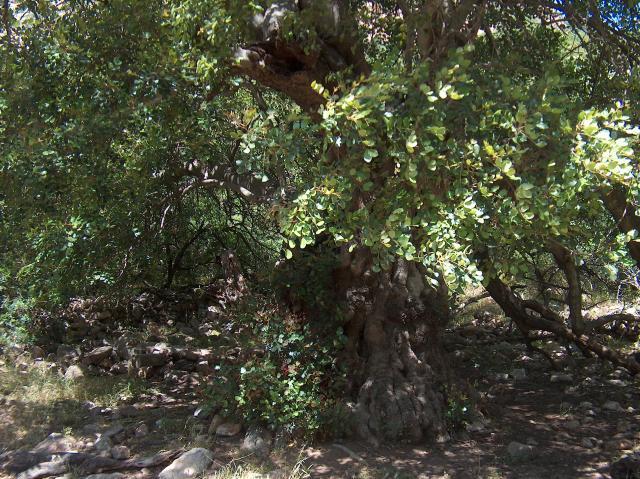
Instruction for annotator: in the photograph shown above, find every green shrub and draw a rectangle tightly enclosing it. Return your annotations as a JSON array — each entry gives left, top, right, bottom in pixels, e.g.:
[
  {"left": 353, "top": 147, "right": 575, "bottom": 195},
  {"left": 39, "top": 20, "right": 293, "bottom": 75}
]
[
  {"left": 208, "top": 296, "right": 347, "bottom": 439},
  {"left": 0, "top": 295, "right": 37, "bottom": 345}
]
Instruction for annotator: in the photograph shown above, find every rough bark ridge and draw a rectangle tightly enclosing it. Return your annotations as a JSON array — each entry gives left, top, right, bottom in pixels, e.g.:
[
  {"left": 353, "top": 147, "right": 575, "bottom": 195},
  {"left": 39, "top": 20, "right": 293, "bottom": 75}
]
[
  {"left": 336, "top": 247, "right": 450, "bottom": 444},
  {"left": 601, "top": 186, "right": 640, "bottom": 269}
]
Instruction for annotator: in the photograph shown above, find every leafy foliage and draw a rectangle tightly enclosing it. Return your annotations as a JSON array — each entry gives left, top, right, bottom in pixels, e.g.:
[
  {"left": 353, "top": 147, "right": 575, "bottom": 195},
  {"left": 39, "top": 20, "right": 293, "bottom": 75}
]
[{"left": 208, "top": 295, "right": 347, "bottom": 439}]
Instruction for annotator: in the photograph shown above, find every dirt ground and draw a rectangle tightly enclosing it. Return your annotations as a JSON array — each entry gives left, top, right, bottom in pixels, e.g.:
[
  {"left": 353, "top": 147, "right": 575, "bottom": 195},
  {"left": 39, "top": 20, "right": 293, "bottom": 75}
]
[{"left": 1, "top": 331, "right": 638, "bottom": 479}]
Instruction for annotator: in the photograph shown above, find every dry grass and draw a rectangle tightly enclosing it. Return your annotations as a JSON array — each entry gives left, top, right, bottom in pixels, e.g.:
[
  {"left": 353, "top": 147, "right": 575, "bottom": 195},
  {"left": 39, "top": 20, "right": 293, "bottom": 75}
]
[
  {"left": 0, "top": 358, "right": 151, "bottom": 450},
  {"left": 204, "top": 456, "right": 310, "bottom": 479}
]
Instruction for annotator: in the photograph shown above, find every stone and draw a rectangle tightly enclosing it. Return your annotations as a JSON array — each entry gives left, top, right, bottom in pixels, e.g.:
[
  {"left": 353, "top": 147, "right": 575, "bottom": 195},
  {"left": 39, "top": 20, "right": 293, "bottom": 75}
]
[
  {"left": 158, "top": 448, "right": 214, "bottom": 479},
  {"left": 134, "top": 423, "right": 149, "bottom": 437},
  {"left": 113, "top": 337, "right": 131, "bottom": 360},
  {"left": 102, "top": 423, "right": 124, "bottom": 438},
  {"left": 94, "top": 435, "right": 112, "bottom": 452},
  {"left": 196, "top": 361, "right": 212, "bottom": 376},
  {"left": 511, "top": 369, "right": 527, "bottom": 381},
  {"left": 82, "top": 346, "right": 113, "bottom": 366},
  {"left": 95, "top": 311, "right": 112, "bottom": 320},
  {"left": 174, "top": 359, "right": 196, "bottom": 372},
  {"left": 110, "top": 446, "right": 130, "bottom": 460},
  {"left": 83, "top": 474, "right": 125, "bottom": 479},
  {"left": 208, "top": 415, "right": 224, "bottom": 436},
  {"left": 550, "top": 373, "right": 573, "bottom": 383},
  {"left": 31, "top": 345, "right": 46, "bottom": 359},
  {"left": 581, "top": 437, "right": 597, "bottom": 449},
  {"left": 172, "top": 348, "right": 200, "bottom": 361},
  {"left": 565, "top": 420, "right": 580, "bottom": 430},
  {"left": 241, "top": 425, "right": 273, "bottom": 456},
  {"left": 83, "top": 424, "right": 100, "bottom": 434},
  {"left": 604, "top": 401, "right": 625, "bottom": 412},
  {"left": 216, "top": 422, "right": 242, "bottom": 437},
  {"left": 606, "top": 438, "right": 635, "bottom": 451},
  {"left": 611, "top": 452, "right": 640, "bottom": 479},
  {"left": 206, "top": 306, "right": 220, "bottom": 321},
  {"left": 579, "top": 401, "right": 594, "bottom": 409},
  {"left": 57, "top": 344, "right": 79, "bottom": 361},
  {"left": 135, "top": 353, "right": 168, "bottom": 368},
  {"left": 64, "top": 365, "right": 85, "bottom": 380},
  {"left": 33, "top": 433, "right": 77, "bottom": 454},
  {"left": 507, "top": 441, "right": 536, "bottom": 462},
  {"left": 608, "top": 379, "right": 628, "bottom": 387},
  {"left": 115, "top": 405, "right": 138, "bottom": 418},
  {"left": 109, "top": 362, "right": 128, "bottom": 375},
  {"left": 193, "top": 406, "right": 212, "bottom": 420}
]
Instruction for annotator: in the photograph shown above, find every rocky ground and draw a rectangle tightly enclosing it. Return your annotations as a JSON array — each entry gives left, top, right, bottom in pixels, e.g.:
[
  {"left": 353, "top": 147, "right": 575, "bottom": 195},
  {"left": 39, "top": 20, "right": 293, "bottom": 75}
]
[{"left": 0, "top": 295, "right": 639, "bottom": 479}]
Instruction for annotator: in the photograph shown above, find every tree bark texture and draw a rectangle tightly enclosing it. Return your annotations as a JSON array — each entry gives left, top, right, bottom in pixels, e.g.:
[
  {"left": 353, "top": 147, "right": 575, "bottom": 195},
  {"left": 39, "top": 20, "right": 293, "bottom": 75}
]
[{"left": 334, "top": 247, "right": 450, "bottom": 444}]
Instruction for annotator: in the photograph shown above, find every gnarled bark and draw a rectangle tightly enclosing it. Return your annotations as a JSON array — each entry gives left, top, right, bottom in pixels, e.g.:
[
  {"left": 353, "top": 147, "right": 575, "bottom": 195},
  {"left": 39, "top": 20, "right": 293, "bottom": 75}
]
[
  {"left": 335, "top": 247, "right": 450, "bottom": 444},
  {"left": 601, "top": 186, "right": 640, "bottom": 269}
]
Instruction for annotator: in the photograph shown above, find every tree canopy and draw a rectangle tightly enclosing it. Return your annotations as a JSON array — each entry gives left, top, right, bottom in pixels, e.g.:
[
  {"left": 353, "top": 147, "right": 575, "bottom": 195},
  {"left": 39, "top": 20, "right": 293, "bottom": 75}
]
[{"left": 1, "top": 0, "right": 640, "bottom": 443}]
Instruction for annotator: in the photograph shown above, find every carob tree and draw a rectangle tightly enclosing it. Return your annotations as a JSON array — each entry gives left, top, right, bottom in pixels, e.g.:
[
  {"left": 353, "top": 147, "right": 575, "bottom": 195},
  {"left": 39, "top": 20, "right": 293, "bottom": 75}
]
[{"left": 2, "top": 0, "right": 640, "bottom": 444}]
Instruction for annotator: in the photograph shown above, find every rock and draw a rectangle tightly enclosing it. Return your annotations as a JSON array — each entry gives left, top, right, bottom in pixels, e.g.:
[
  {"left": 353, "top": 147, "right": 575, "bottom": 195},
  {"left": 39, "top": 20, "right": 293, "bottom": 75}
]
[
  {"left": 95, "top": 436, "right": 113, "bottom": 452},
  {"left": 57, "top": 344, "right": 79, "bottom": 361},
  {"left": 115, "top": 405, "right": 138, "bottom": 418},
  {"left": 33, "top": 433, "right": 77, "bottom": 454},
  {"left": 606, "top": 438, "right": 635, "bottom": 451},
  {"left": 581, "top": 437, "right": 597, "bottom": 449},
  {"left": 82, "top": 346, "right": 113, "bottom": 366},
  {"left": 208, "top": 415, "right": 224, "bottom": 436},
  {"left": 550, "top": 373, "right": 573, "bottom": 383},
  {"left": 102, "top": 423, "right": 124, "bottom": 438},
  {"left": 565, "top": 420, "right": 580, "bottom": 430},
  {"left": 611, "top": 452, "right": 640, "bottom": 479},
  {"left": 511, "top": 369, "right": 527, "bottom": 381},
  {"left": 466, "top": 420, "right": 487, "bottom": 433},
  {"left": 158, "top": 448, "right": 214, "bottom": 479},
  {"left": 82, "top": 424, "right": 100, "bottom": 436},
  {"left": 196, "top": 361, "right": 212, "bottom": 376},
  {"left": 110, "top": 446, "right": 130, "bottom": 460},
  {"left": 134, "top": 423, "right": 149, "bottom": 438},
  {"left": 604, "top": 401, "right": 625, "bottom": 412},
  {"left": 608, "top": 379, "right": 628, "bottom": 387},
  {"left": 174, "top": 359, "right": 196, "bottom": 372},
  {"left": 206, "top": 306, "right": 220, "bottom": 321},
  {"left": 525, "top": 437, "right": 538, "bottom": 446},
  {"left": 134, "top": 353, "right": 168, "bottom": 368},
  {"left": 579, "top": 401, "right": 594, "bottom": 409},
  {"left": 216, "top": 422, "right": 242, "bottom": 437},
  {"left": 95, "top": 311, "right": 112, "bottom": 320},
  {"left": 193, "top": 406, "right": 212, "bottom": 420},
  {"left": 241, "top": 425, "right": 273, "bottom": 456},
  {"left": 507, "top": 441, "right": 536, "bottom": 462},
  {"left": 83, "top": 474, "right": 125, "bottom": 479},
  {"left": 31, "top": 345, "right": 46, "bottom": 359},
  {"left": 172, "top": 348, "right": 200, "bottom": 361},
  {"left": 109, "top": 362, "right": 128, "bottom": 375},
  {"left": 2, "top": 450, "right": 51, "bottom": 473},
  {"left": 113, "top": 337, "right": 131, "bottom": 360},
  {"left": 64, "top": 365, "right": 85, "bottom": 380}
]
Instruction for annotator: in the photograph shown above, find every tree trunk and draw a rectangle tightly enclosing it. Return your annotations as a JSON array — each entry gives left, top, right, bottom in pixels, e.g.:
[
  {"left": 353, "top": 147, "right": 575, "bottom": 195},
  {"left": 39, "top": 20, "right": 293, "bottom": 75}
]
[
  {"left": 334, "top": 247, "right": 450, "bottom": 444},
  {"left": 601, "top": 187, "right": 640, "bottom": 269}
]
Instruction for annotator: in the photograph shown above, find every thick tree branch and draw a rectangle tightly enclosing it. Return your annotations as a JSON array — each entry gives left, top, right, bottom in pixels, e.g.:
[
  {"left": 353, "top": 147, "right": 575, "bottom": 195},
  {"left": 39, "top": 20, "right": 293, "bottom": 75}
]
[
  {"left": 601, "top": 186, "right": 640, "bottom": 268},
  {"left": 546, "top": 239, "right": 585, "bottom": 335},
  {"left": 234, "top": 0, "right": 370, "bottom": 113},
  {"left": 477, "top": 249, "right": 640, "bottom": 374}
]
